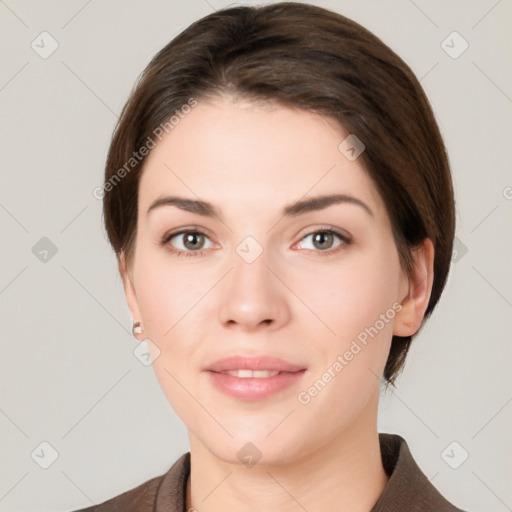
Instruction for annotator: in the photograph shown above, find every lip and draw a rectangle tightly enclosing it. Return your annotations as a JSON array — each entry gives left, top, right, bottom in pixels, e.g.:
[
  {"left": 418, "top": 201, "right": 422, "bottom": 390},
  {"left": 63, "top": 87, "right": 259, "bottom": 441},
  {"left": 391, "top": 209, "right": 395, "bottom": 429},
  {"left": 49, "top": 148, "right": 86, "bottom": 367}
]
[
  {"left": 203, "top": 355, "right": 306, "bottom": 373},
  {"left": 203, "top": 356, "right": 307, "bottom": 401}
]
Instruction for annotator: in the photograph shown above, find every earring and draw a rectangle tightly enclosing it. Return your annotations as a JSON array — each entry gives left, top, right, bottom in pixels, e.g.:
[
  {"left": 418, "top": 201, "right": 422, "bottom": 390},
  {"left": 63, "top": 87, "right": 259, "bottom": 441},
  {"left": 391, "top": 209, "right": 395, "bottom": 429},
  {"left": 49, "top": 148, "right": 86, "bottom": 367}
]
[{"left": 132, "top": 321, "right": 143, "bottom": 336}]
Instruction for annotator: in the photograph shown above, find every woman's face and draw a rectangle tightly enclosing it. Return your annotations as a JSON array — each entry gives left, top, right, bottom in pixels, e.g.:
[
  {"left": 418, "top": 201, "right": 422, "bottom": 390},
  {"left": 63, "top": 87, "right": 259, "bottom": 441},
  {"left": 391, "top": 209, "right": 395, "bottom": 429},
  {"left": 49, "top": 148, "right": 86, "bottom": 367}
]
[{"left": 122, "top": 96, "right": 413, "bottom": 465}]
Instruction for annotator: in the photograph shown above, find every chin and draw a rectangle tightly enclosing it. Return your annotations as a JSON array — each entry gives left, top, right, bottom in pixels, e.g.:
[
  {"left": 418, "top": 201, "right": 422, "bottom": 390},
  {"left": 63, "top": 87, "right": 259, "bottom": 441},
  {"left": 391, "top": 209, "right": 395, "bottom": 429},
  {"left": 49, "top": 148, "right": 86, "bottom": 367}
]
[{"left": 202, "top": 431, "right": 308, "bottom": 468}]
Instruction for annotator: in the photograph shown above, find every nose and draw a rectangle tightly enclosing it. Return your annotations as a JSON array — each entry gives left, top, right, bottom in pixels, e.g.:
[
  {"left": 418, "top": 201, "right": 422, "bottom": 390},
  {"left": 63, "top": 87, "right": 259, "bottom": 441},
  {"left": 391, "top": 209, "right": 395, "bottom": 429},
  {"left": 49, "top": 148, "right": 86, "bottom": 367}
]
[{"left": 218, "top": 247, "right": 291, "bottom": 332}]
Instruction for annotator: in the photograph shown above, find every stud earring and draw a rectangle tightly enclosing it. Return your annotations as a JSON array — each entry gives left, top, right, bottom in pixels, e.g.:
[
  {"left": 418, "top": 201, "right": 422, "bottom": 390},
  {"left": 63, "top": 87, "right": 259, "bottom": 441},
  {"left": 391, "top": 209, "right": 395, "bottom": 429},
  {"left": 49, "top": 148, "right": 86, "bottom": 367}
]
[{"left": 132, "top": 321, "right": 143, "bottom": 336}]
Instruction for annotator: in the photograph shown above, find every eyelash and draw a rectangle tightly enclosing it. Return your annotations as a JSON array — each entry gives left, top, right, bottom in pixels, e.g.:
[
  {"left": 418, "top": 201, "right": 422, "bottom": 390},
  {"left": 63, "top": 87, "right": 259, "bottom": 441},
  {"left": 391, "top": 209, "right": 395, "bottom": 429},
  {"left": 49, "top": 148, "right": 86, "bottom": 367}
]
[{"left": 161, "top": 226, "right": 351, "bottom": 258}]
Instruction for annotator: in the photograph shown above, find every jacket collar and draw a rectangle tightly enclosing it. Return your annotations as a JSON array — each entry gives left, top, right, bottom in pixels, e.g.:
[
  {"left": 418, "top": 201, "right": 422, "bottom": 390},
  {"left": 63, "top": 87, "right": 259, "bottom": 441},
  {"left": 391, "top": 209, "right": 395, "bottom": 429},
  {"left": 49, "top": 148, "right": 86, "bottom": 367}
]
[{"left": 155, "top": 433, "right": 463, "bottom": 511}]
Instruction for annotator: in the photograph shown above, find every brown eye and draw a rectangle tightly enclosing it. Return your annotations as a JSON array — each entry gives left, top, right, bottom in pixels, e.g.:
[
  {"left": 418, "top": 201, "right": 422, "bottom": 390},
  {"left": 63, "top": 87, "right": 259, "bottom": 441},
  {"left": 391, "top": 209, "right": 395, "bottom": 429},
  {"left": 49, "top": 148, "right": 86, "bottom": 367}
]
[
  {"left": 162, "top": 230, "right": 214, "bottom": 257},
  {"left": 296, "top": 228, "right": 351, "bottom": 256},
  {"left": 181, "top": 232, "right": 205, "bottom": 250},
  {"left": 312, "top": 231, "right": 336, "bottom": 250}
]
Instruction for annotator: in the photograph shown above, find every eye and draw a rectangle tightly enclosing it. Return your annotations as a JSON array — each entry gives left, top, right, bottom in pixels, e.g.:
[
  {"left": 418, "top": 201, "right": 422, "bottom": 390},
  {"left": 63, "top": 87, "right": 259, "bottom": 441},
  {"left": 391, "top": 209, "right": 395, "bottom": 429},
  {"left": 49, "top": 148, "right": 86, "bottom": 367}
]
[
  {"left": 162, "top": 229, "right": 214, "bottom": 257},
  {"left": 295, "top": 228, "right": 351, "bottom": 255},
  {"left": 161, "top": 226, "right": 351, "bottom": 258}
]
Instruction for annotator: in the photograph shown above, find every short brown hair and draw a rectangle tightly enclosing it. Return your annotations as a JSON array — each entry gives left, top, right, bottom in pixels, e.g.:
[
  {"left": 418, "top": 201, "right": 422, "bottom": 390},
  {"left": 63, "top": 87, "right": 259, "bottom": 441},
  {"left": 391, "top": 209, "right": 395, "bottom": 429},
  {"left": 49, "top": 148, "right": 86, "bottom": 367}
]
[{"left": 102, "top": 2, "right": 455, "bottom": 385}]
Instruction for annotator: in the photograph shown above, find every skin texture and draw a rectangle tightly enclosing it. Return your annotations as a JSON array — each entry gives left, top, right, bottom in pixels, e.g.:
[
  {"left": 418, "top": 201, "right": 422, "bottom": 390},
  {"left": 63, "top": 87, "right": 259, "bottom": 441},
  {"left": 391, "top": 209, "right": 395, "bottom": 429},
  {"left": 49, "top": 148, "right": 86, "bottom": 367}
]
[{"left": 119, "top": 95, "right": 434, "bottom": 512}]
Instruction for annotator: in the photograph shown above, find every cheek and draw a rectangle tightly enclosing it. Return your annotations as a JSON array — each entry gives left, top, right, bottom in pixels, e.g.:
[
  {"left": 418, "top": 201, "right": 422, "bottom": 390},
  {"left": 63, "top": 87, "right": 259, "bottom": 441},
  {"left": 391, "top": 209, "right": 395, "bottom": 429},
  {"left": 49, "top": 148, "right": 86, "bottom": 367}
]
[
  {"left": 131, "top": 247, "right": 220, "bottom": 410},
  {"left": 298, "top": 248, "right": 403, "bottom": 343},
  {"left": 133, "top": 246, "right": 205, "bottom": 339},
  {"left": 293, "top": 243, "right": 402, "bottom": 408},
  {"left": 132, "top": 252, "right": 207, "bottom": 415}
]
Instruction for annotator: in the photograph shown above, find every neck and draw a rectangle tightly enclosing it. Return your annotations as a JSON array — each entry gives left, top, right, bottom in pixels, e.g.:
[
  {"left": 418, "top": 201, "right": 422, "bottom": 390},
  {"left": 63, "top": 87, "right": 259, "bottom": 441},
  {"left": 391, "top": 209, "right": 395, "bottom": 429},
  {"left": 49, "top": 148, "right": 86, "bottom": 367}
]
[{"left": 186, "top": 391, "right": 389, "bottom": 512}]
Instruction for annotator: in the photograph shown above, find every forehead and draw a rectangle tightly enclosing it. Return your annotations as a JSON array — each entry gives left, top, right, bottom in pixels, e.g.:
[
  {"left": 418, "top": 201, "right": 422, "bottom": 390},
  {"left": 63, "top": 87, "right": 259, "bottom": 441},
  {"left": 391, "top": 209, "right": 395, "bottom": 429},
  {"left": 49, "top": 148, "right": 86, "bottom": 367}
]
[{"left": 138, "top": 97, "right": 385, "bottom": 218}]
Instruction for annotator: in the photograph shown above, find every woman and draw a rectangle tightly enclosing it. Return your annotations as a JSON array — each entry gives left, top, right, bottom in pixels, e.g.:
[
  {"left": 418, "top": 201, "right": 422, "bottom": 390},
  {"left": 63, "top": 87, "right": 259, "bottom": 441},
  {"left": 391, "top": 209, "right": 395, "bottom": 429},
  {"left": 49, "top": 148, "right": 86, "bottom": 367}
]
[{"left": 76, "top": 2, "right": 465, "bottom": 511}]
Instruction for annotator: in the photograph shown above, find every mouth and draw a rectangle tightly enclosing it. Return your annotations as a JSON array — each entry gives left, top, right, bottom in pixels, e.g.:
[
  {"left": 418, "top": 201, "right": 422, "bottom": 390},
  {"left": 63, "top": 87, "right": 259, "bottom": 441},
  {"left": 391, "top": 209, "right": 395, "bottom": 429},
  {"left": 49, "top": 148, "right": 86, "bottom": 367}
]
[
  {"left": 211, "top": 369, "right": 291, "bottom": 378},
  {"left": 204, "top": 356, "right": 307, "bottom": 400},
  {"left": 204, "top": 355, "right": 307, "bottom": 374}
]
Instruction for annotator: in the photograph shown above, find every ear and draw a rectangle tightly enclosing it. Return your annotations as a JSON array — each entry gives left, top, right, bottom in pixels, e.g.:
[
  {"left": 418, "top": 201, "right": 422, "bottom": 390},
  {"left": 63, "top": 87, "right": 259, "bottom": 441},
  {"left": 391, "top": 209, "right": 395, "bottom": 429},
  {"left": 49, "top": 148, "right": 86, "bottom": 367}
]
[
  {"left": 118, "top": 251, "right": 144, "bottom": 340},
  {"left": 393, "top": 238, "right": 435, "bottom": 337}
]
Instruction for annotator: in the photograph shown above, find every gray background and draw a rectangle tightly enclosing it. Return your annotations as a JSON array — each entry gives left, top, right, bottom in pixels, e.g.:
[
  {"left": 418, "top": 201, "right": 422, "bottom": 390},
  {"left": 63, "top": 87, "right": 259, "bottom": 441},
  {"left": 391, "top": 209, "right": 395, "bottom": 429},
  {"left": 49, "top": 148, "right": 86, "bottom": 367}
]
[{"left": 1, "top": 1, "right": 511, "bottom": 511}]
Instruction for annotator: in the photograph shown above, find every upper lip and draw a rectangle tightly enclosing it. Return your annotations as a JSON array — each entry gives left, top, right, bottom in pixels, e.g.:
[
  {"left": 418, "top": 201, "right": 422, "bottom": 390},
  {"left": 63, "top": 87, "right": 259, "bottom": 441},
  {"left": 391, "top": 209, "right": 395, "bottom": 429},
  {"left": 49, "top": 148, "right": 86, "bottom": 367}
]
[{"left": 204, "top": 356, "right": 306, "bottom": 373}]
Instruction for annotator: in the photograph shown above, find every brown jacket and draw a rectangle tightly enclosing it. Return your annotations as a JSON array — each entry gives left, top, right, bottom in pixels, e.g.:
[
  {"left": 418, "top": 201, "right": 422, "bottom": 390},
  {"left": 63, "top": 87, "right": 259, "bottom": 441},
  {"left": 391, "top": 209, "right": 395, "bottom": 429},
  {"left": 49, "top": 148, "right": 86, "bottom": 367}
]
[{"left": 74, "top": 433, "right": 466, "bottom": 511}]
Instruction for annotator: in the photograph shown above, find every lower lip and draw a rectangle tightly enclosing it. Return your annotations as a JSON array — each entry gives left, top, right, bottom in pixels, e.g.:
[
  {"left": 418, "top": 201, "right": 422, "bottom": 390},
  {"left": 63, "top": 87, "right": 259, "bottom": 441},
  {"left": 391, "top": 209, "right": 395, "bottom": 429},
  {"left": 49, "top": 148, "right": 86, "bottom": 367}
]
[{"left": 205, "top": 370, "right": 306, "bottom": 400}]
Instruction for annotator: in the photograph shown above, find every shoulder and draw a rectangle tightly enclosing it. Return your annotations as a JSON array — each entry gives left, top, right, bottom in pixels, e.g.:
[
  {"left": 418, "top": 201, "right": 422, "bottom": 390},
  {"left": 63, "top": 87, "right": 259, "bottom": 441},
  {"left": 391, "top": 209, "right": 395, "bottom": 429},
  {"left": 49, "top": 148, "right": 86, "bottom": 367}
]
[
  {"left": 72, "top": 452, "right": 190, "bottom": 512},
  {"left": 372, "top": 433, "right": 467, "bottom": 512}
]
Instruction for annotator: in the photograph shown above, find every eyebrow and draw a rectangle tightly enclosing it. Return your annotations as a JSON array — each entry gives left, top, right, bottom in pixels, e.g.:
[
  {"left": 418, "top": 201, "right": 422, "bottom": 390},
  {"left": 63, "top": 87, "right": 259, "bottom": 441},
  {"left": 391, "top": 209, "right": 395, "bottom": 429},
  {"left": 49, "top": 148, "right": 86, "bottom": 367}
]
[{"left": 146, "top": 193, "right": 373, "bottom": 219}]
